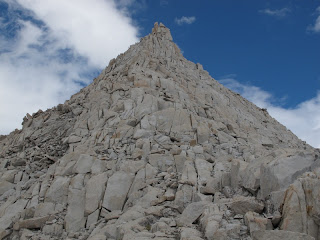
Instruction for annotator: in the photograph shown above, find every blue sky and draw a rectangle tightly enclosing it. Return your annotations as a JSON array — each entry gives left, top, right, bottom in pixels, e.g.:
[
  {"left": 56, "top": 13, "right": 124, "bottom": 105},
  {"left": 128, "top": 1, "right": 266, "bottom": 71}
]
[
  {"left": 134, "top": 1, "right": 320, "bottom": 107},
  {"left": 0, "top": 0, "right": 320, "bottom": 148}
]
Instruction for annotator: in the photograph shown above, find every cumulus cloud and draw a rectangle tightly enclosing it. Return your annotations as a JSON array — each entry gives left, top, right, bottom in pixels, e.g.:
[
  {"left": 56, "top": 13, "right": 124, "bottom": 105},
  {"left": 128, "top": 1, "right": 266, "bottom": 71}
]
[
  {"left": 259, "top": 7, "right": 291, "bottom": 17},
  {"left": 0, "top": 0, "right": 139, "bottom": 135},
  {"left": 16, "top": 0, "right": 139, "bottom": 68},
  {"left": 307, "top": 6, "right": 320, "bottom": 33},
  {"left": 175, "top": 16, "right": 196, "bottom": 25},
  {"left": 219, "top": 78, "right": 320, "bottom": 149}
]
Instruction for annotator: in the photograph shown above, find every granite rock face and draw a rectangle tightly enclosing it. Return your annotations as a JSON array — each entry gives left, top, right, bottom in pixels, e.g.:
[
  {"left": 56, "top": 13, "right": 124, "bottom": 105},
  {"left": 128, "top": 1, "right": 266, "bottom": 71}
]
[{"left": 0, "top": 22, "right": 319, "bottom": 239}]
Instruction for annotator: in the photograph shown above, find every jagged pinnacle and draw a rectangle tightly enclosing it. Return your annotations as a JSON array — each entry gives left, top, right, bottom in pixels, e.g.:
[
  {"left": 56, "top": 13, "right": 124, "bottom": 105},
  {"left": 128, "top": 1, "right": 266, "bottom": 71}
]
[
  {"left": 103, "top": 22, "right": 183, "bottom": 75},
  {"left": 151, "top": 22, "right": 173, "bottom": 41},
  {"left": 136, "top": 22, "right": 182, "bottom": 60}
]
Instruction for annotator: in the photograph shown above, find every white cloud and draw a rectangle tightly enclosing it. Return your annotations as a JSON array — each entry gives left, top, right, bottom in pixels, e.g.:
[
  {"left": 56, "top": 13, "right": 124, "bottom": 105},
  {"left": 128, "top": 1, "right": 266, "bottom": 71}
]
[
  {"left": 219, "top": 78, "right": 320, "bottom": 149},
  {"left": 259, "top": 7, "right": 291, "bottom": 17},
  {"left": 0, "top": 0, "right": 139, "bottom": 135},
  {"left": 308, "top": 6, "right": 320, "bottom": 33},
  {"left": 16, "top": 0, "right": 139, "bottom": 68},
  {"left": 175, "top": 16, "right": 196, "bottom": 25}
]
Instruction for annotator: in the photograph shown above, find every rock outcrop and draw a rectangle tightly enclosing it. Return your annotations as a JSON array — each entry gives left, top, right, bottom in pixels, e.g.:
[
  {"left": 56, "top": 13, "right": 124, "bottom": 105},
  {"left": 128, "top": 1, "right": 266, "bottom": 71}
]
[{"left": 0, "top": 22, "right": 319, "bottom": 240}]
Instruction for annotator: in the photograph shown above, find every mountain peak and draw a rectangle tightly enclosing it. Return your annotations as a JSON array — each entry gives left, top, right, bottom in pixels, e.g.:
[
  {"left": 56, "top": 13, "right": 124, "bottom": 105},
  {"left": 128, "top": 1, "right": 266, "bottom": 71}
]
[
  {"left": 134, "top": 22, "right": 183, "bottom": 59},
  {"left": 151, "top": 22, "right": 173, "bottom": 41},
  {"left": 0, "top": 22, "right": 318, "bottom": 240}
]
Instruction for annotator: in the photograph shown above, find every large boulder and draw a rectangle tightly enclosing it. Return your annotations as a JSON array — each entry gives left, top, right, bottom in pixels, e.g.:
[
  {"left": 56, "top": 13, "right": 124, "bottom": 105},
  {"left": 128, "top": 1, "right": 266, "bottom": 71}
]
[
  {"left": 65, "top": 188, "right": 86, "bottom": 232},
  {"left": 141, "top": 108, "right": 193, "bottom": 134},
  {"left": 73, "top": 154, "right": 94, "bottom": 174},
  {"left": 45, "top": 176, "right": 70, "bottom": 204},
  {"left": 148, "top": 154, "right": 175, "bottom": 172},
  {"left": 85, "top": 172, "right": 108, "bottom": 215},
  {"left": 0, "top": 181, "right": 15, "bottom": 195},
  {"left": 251, "top": 230, "right": 315, "bottom": 240},
  {"left": 240, "top": 150, "right": 317, "bottom": 199},
  {"left": 228, "top": 196, "right": 264, "bottom": 215},
  {"left": 177, "top": 201, "right": 207, "bottom": 227},
  {"left": 102, "top": 171, "right": 134, "bottom": 211},
  {"left": 14, "top": 216, "right": 49, "bottom": 230},
  {"left": 260, "top": 151, "right": 316, "bottom": 199},
  {"left": 244, "top": 211, "right": 273, "bottom": 235},
  {"left": 280, "top": 168, "right": 320, "bottom": 239}
]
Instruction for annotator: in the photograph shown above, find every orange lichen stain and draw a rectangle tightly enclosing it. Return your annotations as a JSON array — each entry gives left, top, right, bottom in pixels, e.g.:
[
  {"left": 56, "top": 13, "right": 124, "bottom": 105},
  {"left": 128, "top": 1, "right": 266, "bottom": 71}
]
[
  {"left": 307, "top": 205, "right": 313, "bottom": 215},
  {"left": 305, "top": 189, "right": 313, "bottom": 198},
  {"left": 190, "top": 139, "right": 197, "bottom": 146},
  {"left": 282, "top": 219, "right": 289, "bottom": 229},
  {"left": 111, "top": 132, "right": 120, "bottom": 139}
]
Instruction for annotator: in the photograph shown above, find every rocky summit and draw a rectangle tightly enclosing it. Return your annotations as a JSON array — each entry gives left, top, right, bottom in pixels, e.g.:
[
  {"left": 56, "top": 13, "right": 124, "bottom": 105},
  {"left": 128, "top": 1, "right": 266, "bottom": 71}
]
[{"left": 0, "top": 22, "right": 319, "bottom": 240}]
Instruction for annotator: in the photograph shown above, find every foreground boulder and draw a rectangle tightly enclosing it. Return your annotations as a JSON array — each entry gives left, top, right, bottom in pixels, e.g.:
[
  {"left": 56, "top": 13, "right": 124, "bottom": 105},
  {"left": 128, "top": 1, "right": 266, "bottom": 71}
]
[
  {"left": 280, "top": 168, "right": 320, "bottom": 239},
  {"left": 252, "top": 230, "right": 315, "bottom": 240}
]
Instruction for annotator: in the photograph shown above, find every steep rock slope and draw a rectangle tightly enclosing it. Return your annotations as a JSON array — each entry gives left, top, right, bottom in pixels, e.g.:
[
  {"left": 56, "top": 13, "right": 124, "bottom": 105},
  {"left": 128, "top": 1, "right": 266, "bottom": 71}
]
[{"left": 0, "top": 23, "right": 319, "bottom": 240}]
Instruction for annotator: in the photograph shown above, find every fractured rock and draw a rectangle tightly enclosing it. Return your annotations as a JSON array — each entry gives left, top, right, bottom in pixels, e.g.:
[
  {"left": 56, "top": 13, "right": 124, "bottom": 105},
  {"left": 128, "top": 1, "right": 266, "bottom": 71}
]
[
  {"left": 85, "top": 172, "right": 108, "bottom": 215},
  {"left": 0, "top": 180, "right": 15, "bottom": 195},
  {"left": 45, "top": 176, "right": 70, "bottom": 204},
  {"left": 180, "top": 227, "right": 204, "bottom": 240},
  {"left": 102, "top": 171, "right": 134, "bottom": 211},
  {"left": 228, "top": 196, "right": 264, "bottom": 215},
  {"left": 65, "top": 187, "right": 86, "bottom": 232},
  {"left": 0, "top": 22, "right": 317, "bottom": 240},
  {"left": 14, "top": 216, "right": 49, "bottom": 230},
  {"left": 260, "top": 151, "right": 316, "bottom": 199},
  {"left": 73, "top": 154, "right": 94, "bottom": 174},
  {"left": 244, "top": 211, "right": 273, "bottom": 235},
  {"left": 177, "top": 201, "right": 207, "bottom": 227},
  {"left": 251, "top": 230, "right": 315, "bottom": 240},
  {"left": 280, "top": 169, "right": 320, "bottom": 239}
]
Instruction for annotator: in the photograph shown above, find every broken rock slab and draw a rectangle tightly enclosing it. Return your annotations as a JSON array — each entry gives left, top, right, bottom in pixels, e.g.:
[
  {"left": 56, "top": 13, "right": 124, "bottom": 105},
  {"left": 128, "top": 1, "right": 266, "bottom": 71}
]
[
  {"left": 260, "top": 151, "right": 316, "bottom": 199},
  {"left": 65, "top": 187, "right": 86, "bottom": 232},
  {"left": 85, "top": 172, "right": 108, "bottom": 215},
  {"left": 251, "top": 230, "right": 315, "bottom": 240},
  {"left": 102, "top": 171, "right": 134, "bottom": 211},
  {"left": 0, "top": 180, "right": 15, "bottom": 195},
  {"left": 73, "top": 154, "right": 94, "bottom": 174},
  {"left": 180, "top": 227, "right": 204, "bottom": 240},
  {"left": 45, "top": 176, "right": 70, "bottom": 204},
  {"left": 148, "top": 154, "right": 175, "bottom": 172},
  {"left": 177, "top": 201, "right": 208, "bottom": 227},
  {"left": 244, "top": 211, "right": 273, "bottom": 235},
  {"left": 228, "top": 196, "right": 264, "bottom": 215},
  {"left": 13, "top": 216, "right": 49, "bottom": 230},
  {"left": 0, "top": 198, "right": 28, "bottom": 230},
  {"left": 280, "top": 169, "right": 320, "bottom": 239}
]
